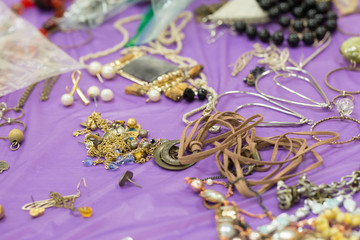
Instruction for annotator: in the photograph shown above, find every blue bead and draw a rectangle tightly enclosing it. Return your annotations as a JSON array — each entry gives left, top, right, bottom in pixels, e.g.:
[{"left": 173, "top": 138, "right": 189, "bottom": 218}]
[
  {"left": 115, "top": 149, "right": 121, "bottom": 154},
  {"left": 108, "top": 163, "right": 118, "bottom": 170},
  {"left": 83, "top": 157, "right": 93, "bottom": 167},
  {"left": 116, "top": 154, "right": 135, "bottom": 166}
]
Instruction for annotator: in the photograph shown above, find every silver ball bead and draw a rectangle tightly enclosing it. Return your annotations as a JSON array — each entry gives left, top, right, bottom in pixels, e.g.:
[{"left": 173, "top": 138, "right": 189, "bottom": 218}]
[
  {"left": 130, "top": 141, "right": 139, "bottom": 149},
  {"left": 140, "top": 141, "right": 149, "bottom": 149},
  {"left": 217, "top": 222, "right": 237, "bottom": 239},
  {"left": 209, "top": 125, "right": 221, "bottom": 134},
  {"left": 139, "top": 129, "right": 148, "bottom": 138}
]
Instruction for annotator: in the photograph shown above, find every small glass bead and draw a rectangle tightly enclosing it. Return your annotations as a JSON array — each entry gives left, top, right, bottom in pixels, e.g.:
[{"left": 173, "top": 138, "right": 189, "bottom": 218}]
[
  {"left": 83, "top": 157, "right": 93, "bottom": 167},
  {"left": 108, "top": 163, "right": 118, "bottom": 170},
  {"left": 78, "top": 206, "right": 93, "bottom": 218},
  {"left": 336, "top": 98, "right": 354, "bottom": 116}
]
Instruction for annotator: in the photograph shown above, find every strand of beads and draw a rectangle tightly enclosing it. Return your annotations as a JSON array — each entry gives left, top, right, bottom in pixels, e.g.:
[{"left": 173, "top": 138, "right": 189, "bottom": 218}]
[
  {"left": 235, "top": 0, "right": 338, "bottom": 47},
  {"left": 185, "top": 177, "right": 273, "bottom": 240}
]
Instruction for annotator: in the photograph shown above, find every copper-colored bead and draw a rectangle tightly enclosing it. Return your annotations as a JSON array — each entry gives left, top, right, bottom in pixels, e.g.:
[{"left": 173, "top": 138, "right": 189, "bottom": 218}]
[
  {"left": 125, "top": 84, "right": 144, "bottom": 96},
  {"left": 189, "top": 64, "right": 204, "bottom": 78}
]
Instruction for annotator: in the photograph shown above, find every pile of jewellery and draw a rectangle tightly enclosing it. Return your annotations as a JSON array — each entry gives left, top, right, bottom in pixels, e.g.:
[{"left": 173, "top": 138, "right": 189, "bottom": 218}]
[{"left": 73, "top": 111, "right": 160, "bottom": 170}]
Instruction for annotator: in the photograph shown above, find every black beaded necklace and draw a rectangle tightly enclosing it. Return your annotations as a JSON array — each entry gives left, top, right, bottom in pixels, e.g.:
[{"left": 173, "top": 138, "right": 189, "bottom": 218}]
[{"left": 234, "top": 0, "right": 337, "bottom": 47}]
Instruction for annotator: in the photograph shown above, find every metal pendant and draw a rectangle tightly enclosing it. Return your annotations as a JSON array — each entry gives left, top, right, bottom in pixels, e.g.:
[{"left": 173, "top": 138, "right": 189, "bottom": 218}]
[
  {"left": 153, "top": 140, "right": 195, "bottom": 171},
  {"left": 0, "top": 161, "right": 9, "bottom": 173}
]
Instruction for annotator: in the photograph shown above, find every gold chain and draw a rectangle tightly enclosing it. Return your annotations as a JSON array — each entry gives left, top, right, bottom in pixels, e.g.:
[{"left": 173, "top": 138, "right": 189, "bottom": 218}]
[
  {"left": 40, "top": 75, "right": 59, "bottom": 101},
  {"left": 310, "top": 116, "right": 360, "bottom": 144}
]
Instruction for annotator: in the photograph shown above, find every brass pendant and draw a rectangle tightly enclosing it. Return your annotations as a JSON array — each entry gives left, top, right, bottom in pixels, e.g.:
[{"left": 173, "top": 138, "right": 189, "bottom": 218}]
[
  {"left": 153, "top": 140, "right": 195, "bottom": 171},
  {"left": 0, "top": 161, "right": 9, "bottom": 173}
]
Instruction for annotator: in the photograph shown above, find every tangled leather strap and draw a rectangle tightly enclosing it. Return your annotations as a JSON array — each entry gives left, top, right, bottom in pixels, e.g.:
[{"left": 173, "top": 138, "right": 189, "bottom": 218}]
[{"left": 178, "top": 112, "right": 339, "bottom": 198}]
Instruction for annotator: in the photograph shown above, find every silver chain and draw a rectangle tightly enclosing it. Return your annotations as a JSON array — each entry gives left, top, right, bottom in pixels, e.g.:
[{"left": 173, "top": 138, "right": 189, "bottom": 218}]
[{"left": 276, "top": 170, "right": 360, "bottom": 210}]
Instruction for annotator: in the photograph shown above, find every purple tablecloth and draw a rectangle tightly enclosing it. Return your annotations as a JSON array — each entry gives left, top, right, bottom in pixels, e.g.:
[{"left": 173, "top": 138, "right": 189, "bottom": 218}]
[{"left": 1, "top": 0, "right": 360, "bottom": 239}]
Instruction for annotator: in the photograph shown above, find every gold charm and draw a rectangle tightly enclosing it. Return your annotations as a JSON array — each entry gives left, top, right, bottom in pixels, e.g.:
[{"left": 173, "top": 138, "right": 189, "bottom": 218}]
[{"left": 29, "top": 207, "right": 45, "bottom": 218}]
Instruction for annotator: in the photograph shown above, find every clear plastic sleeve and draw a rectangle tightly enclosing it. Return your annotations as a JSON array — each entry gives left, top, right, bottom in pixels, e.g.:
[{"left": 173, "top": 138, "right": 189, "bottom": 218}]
[{"left": 0, "top": 1, "right": 82, "bottom": 97}]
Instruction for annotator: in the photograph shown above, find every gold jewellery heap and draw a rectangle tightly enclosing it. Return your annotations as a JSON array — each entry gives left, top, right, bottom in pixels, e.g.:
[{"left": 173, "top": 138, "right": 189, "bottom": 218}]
[{"left": 73, "top": 112, "right": 160, "bottom": 170}]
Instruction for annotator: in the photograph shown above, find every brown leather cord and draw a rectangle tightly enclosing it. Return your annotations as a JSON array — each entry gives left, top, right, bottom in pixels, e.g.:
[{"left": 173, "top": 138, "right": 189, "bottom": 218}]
[{"left": 178, "top": 112, "right": 339, "bottom": 198}]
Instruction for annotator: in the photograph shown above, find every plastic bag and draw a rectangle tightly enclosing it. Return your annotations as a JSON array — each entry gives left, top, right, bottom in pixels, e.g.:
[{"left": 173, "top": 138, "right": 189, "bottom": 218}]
[
  {"left": 59, "top": 0, "right": 149, "bottom": 31},
  {"left": 0, "top": 2, "right": 81, "bottom": 97},
  {"left": 126, "top": 0, "right": 193, "bottom": 46}
]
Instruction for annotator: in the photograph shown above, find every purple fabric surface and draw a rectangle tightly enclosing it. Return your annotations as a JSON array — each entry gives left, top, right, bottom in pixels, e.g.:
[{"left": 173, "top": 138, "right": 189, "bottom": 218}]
[{"left": 1, "top": 0, "right": 360, "bottom": 239}]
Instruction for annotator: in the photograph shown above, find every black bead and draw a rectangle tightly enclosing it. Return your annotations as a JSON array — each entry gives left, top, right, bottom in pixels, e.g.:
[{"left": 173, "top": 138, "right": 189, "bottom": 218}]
[
  {"left": 306, "top": 8, "right": 317, "bottom": 18},
  {"left": 293, "top": 0, "right": 302, "bottom": 6},
  {"left": 316, "top": 2, "right": 331, "bottom": 13},
  {"left": 287, "top": 33, "right": 300, "bottom": 47},
  {"left": 292, "top": 6, "right": 304, "bottom": 18},
  {"left": 279, "top": 2, "right": 290, "bottom": 13},
  {"left": 259, "top": 29, "right": 270, "bottom": 42},
  {"left": 325, "top": 19, "right": 337, "bottom": 32},
  {"left": 304, "top": 0, "right": 316, "bottom": 9},
  {"left": 269, "top": 6, "right": 280, "bottom": 18},
  {"left": 279, "top": 15, "right": 291, "bottom": 28},
  {"left": 293, "top": 19, "right": 304, "bottom": 32},
  {"left": 302, "top": 31, "right": 315, "bottom": 46},
  {"left": 197, "top": 88, "right": 207, "bottom": 101},
  {"left": 235, "top": 21, "right": 247, "bottom": 34},
  {"left": 315, "top": 26, "right": 327, "bottom": 40},
  {"left": 307, "top": 18, "right": 318, "bottom": 31},
  {"left": 326, "top": 11, "right": 338, "bottom": 20},
  {"left": 314, "top": 13, "right": 324, "bottom": 24},
  {"left": 271, "top": 31, "right": 284, "bottom": 45},
  {"left": 287, "top": 0, "right": 295, "bottom": 8},
  {"left": 259, "top": 0, "right": 272, "bottom": 10},
  {"left": 183, "top": 88, "right": 195, "bottom": 102},
  {"left": 246, "top": 25, "right": 257, "bottom": 40}
]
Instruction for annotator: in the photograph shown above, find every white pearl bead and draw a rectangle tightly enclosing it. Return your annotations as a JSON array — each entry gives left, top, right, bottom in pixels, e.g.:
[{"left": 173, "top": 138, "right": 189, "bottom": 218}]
[
  {"left": 88, "top": 61, "right": 102, "bottom": 76},
  {"left": 147, "top": 89, "right": 161, "bottom": 102},
  {"left": 100, "top": 89, "right": 114, "bottom": 102},
  {"left": 61, "top": 94, "right": 74, "bottom": 106},
  {"left": 190, "top": 179, "right": 204, "bottom": 193},
  {"left": 87, "top": 86, "right": 100, "bottom": 97},
  {"left": 101, "top": 65, "right": 116, "bottom": 79},
  {"left": 206, "top": 179, "right": 213, "bottom": 186}
]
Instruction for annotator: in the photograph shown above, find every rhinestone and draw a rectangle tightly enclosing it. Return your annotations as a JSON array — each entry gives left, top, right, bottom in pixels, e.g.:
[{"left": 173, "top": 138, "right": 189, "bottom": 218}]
[{"left": 336, "top": 98, "right": 354, "bottom": 116}]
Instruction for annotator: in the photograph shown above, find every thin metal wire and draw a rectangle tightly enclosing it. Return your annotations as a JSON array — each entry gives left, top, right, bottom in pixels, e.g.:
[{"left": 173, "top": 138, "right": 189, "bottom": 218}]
[
  {"left": 212, "top": 90, "right": 311, "bottom": 127},
  {"left": 255, "top": 66, "right": 331, "bottom": 109}
]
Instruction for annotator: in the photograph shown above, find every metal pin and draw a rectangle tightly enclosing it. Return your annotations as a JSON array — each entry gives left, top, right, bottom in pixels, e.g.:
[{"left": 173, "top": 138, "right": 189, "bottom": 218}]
[
  {"left": 118, "top": 170, "right": 142, "bottom": 188},
  {"left": 87, "top": 86, "right": 100, "bottom": 108}
]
